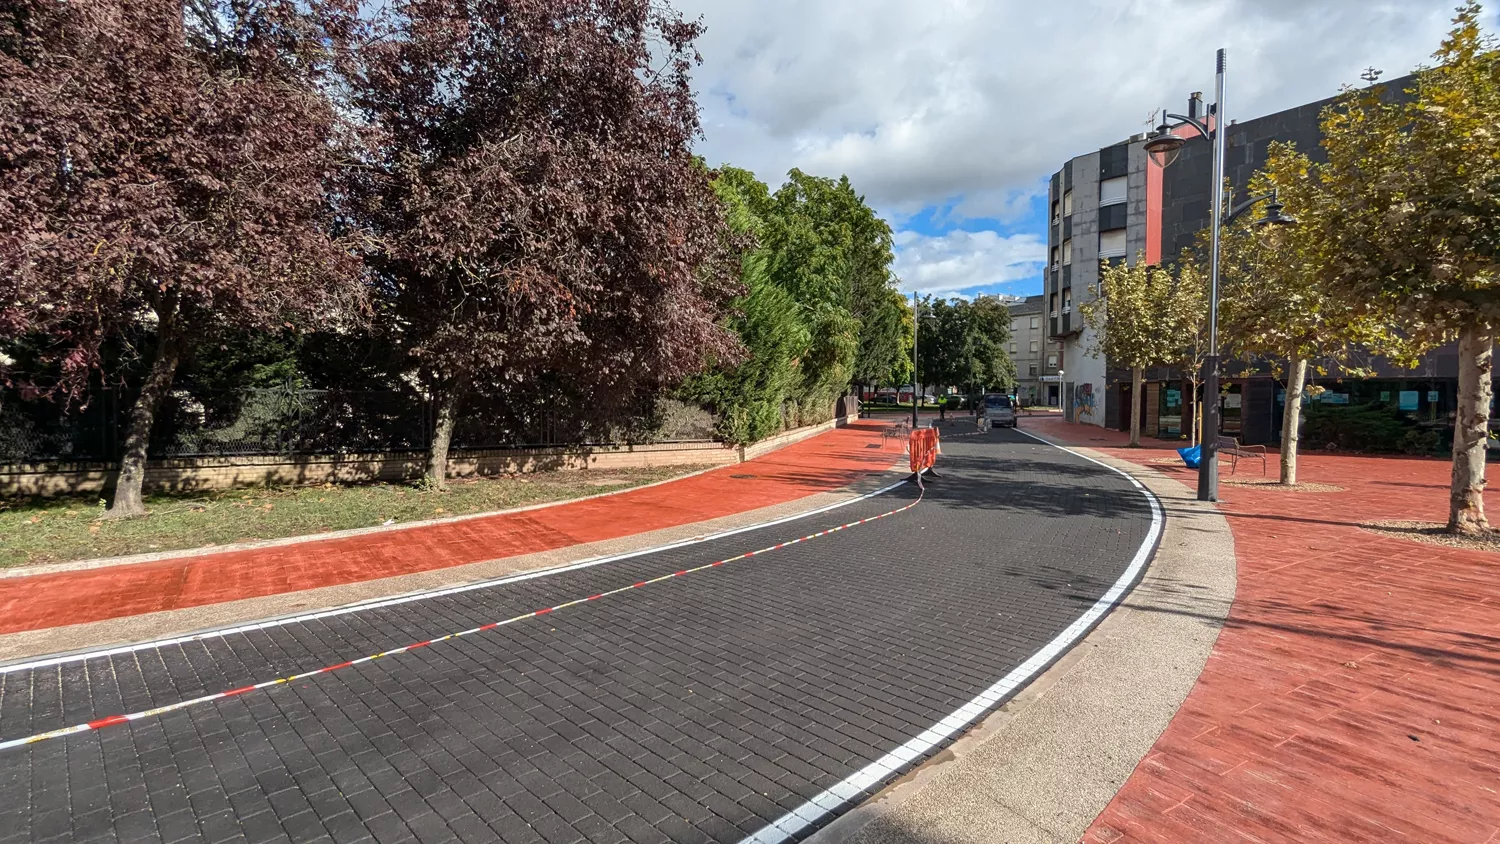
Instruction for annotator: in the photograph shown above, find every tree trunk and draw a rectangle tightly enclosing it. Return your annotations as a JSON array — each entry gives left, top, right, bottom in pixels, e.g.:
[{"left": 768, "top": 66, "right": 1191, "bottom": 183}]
[
  {"left": 1449, "top": 323, "right": 1494, "bottom": 535},
  {"left": 1191, "top": 376, "right": 1201, "bottom": 448},
  {"left": 425, "top": 379, "right": 467, "bottom": 490},
  {"left": 107, "top": 303, "right": 182, "bottom": 518},
  {"left": 1128, "top": 366, "right": 1143, "bottom": 447},
  {"left": 1280, "top": 357, "right": 1308, "bottom": 486}
]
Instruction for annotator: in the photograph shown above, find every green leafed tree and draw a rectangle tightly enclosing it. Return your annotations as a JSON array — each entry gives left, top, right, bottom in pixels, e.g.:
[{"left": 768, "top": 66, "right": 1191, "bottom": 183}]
[
  {"left": 1079, "top": 257, "right": 1197, "bottom": 447},
  {"left": 694, "top": 166, "right": 903, "bottom": 442},
  {"left": 853, "top": 286, "right": 915, "bottom": 394},
  {"left": 916, "top": 296, "right": 1015, "bottom": 402},
  {"left": 1160, "top": 254, "right": 1210, "bottom": 447},
  {"left": 914, "top": 296, "right": 948, "bottom": 395},
  {"left": 1216, "top": 147, "right": 1410, "bottom": 485},
  {"left": 1315, "top": 1, "right": 1500, "bottom": 533},
  {"left": 960, "top": 296, "right": 1019, "bottom": 395},
  {"left": 691, "top": 251, "right": 808, "bottom": 444}
]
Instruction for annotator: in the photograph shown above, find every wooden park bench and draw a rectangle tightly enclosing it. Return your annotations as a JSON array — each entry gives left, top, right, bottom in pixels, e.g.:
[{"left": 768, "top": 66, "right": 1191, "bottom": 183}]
[{"left": 1216, "top": 436, "right": 1267, "bottom": 476}]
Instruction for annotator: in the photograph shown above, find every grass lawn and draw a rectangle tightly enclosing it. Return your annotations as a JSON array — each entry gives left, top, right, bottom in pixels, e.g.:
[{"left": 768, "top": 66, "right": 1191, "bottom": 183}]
[{"left": 0, "top": 465, "right": 709, "bottom": 570}]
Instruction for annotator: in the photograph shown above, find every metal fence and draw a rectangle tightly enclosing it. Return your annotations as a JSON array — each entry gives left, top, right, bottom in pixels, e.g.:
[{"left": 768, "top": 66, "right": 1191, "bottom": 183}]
[{"left": 0, "top": 388, "right": 717, "bottom": 462}]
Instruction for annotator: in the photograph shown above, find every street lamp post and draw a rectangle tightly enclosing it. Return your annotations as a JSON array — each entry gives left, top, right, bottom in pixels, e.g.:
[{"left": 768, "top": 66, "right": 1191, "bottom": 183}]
[
  {"left": 1143, "top": 48, "right": 1296, "bottom": 503},
  {"left": 911, "top": 291, "right": 920, "bottom": 430}
]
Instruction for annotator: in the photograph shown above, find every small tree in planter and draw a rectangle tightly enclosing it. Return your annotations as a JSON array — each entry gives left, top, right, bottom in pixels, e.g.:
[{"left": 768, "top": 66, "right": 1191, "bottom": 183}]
[
  {"left": 1316, "top": 2, "right": 1500, "bottom": 533},
  {"left": 1160, "top": 253, "right": 1209, "bottom": 446},
  {"left": 1216, "top": 147, "right": 1408, "bottom": 485},
  {"left": 1078, "top": 257, "right": 1197, "bottom": 447}
]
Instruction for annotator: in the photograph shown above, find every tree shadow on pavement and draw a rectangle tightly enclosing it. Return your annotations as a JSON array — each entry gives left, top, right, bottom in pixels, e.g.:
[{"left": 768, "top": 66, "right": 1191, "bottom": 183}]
[
  {"left": 1125, "top": 596, "right": 1500, "bottom": 672},
  {"left": 1147, "top": 501, "right": 1385, "bottom": 533},
  {"left": 917, "top": 454, "right": 1152, "bottom": 522}
]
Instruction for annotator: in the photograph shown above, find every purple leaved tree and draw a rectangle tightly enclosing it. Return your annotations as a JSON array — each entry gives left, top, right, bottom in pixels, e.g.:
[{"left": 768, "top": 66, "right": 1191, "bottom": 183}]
[
  {"left": 0, "top": 1, "right": 367, "bottom": 516},
  {"left": 349, "top": 0, "right": 742, "bottom": 488}
]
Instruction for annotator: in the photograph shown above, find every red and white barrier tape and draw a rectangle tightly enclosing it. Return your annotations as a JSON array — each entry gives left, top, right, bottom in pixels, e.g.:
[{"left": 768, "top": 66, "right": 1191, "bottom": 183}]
[{"left": 0, "top": 489, "right": 924, "bottom": 754}]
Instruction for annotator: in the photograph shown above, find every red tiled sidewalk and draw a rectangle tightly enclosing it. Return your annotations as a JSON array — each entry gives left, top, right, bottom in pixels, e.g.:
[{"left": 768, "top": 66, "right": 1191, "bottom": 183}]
[
  {"left": 1022, "top": 417, "right": 1500, "bottom": 844},
  {"left": 0, "top": 421, "right": 903, "bottom": 636}
]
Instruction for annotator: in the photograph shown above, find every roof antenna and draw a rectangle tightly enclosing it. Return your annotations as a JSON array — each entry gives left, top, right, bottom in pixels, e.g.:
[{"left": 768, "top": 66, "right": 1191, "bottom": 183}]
[{"left": 1360, "top": 66, "right": 1383, "bottom": 86}]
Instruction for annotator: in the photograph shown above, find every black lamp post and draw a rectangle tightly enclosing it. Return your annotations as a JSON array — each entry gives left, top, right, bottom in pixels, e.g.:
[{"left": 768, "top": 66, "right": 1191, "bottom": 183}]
[
  {"left": 911, "top": 291, "right": 920, "bottom": 430},
  {"left": 1143, "top": 48, "right": 1296, "bottom": 503}
]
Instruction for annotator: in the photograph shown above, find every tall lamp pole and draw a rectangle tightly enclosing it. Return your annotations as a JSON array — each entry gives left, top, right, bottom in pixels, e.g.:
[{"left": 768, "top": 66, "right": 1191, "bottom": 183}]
[
  {"left": 1203, "top": 50, "right": 1227, "bottom": 503},
  {"left": 912, "top": 291, "right": 920, "bottom": 430},
  {"left": 1144, "top": 48, "right": 1295, "bottom": 502}
]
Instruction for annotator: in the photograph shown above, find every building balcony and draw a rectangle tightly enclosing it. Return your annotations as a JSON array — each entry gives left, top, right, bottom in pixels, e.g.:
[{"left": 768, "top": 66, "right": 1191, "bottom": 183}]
[{"left": 1050, "top": 313, "right": 1077, "bottom": 339}]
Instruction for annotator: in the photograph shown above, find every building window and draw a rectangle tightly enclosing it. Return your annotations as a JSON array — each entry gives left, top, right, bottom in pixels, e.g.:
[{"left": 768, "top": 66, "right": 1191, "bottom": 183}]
[
  {"left": 1011, "top": 319, "right": 1021, "bottom": 331},
  {"left": 1051, "top": 198, "right": 1060, "bottom": 224},
  {"left": 1062, "top": 190, "right": 1073, "bottom": 216},
  {"left": 1100, "top": 175, "right": 1127, "bottom": 206},
  {"left": 1029, "top": 340, "right": 1040, "bottom": 353},
  {"left": 1047, "top": 354, "right": 1058, "bottom": 368},
  {"left": 1028, "top": 363, "right": 1039, "bottom": 376},
  {"left": 1030, "top": 316, "right": 1040, "bottom": 329},
  {"left": 1099, "top": 203, "right": 1128, "bottom": 232},
  {"left": 1050, "top": 245, "right": 1059, "bottom": 269},
  {"left": 1049, "top": 293, "right": 1058, "bottom": 317},
  {"left": 1100, "top": 229, "right": 1127, "bottom": 258},
  {"left": 1062, "top": 239, "right": 1072, "bottom": 266},
  {"left": 1010, "top": 343, "right": 1017, "bottom": 354},
  {"left": 1062, "top": 289, "right": 1072, "bottom": 313}
]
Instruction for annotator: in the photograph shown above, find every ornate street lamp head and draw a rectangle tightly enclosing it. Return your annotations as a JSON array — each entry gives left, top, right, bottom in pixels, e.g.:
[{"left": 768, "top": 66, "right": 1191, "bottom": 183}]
[
  {"left": 1144, "top": 126, "right": 1186, "bottom": 169},
  {"left": 1255, "top": 197, "right": 1298, "bottom": 227}
]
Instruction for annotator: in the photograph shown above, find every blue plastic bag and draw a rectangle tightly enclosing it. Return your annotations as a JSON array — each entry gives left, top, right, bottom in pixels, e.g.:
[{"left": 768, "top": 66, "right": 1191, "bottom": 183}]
[{"left": 1177, "top": 445, "right": 1201, "bottom": 469}]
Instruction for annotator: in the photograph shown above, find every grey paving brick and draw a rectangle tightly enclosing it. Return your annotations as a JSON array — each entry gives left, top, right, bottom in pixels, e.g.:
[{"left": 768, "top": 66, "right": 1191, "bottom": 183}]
[
  {"left": 0, "top": 429, "right": 1153, "bottom": 843},
  {"left": 110, "top": 810, "right": 159, "bottom": 843},
  {"left": 359, "top": 810, "right": 411, "bottom": 842}
]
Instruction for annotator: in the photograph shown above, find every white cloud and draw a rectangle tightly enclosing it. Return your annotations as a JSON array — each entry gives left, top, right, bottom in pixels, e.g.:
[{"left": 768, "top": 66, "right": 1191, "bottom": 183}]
[
  {"left": 675, "top": 0, "right": 1471, "bottom": 296},
  {"left": 681, "top": 0, "right": 1462, "bottom": 217},
  {"left": 891, "top": 229, "right": 1045, "bottom": 297}
]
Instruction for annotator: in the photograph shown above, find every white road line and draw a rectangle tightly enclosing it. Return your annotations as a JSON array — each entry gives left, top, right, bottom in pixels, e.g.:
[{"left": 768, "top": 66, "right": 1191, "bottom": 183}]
[
  {"left": 0, "top": 479, "right": 910, "bottom": 675},
  {"left": 740, "top": 429, "right": 1164, "bottom": 844}
]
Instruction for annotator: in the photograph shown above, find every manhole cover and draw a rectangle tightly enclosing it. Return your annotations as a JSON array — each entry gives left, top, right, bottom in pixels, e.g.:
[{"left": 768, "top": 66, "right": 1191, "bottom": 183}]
[{"left": 731, "top": 473, "right": 757, "bottom": 479}]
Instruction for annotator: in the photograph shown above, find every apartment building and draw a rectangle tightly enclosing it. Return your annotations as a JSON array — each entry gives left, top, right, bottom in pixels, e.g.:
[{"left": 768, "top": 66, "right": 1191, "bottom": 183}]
[
  {"left": 1044, "top": 137, "right": 1151, "bottom": 425},
  {"left": 1006, "top": 295, "right": 1059, "bottom": 406},
  {"left": 1042, "top": 72, "right": 1480, "bottom": 447}
]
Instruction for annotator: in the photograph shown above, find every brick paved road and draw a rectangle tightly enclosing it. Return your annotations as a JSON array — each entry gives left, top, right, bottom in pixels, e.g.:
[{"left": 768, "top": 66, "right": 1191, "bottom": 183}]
[{"left": 0, "top": 426, "right": 1156, "bottom": 844}]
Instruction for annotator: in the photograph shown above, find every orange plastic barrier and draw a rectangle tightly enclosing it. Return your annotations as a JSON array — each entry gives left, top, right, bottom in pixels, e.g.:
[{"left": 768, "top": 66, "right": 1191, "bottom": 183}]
[{"left": 909, "top": 427, "right": 939, "bottom": 474}]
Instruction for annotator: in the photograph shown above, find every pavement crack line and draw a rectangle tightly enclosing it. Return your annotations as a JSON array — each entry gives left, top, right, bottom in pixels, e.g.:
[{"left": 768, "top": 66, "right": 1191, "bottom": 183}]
[{"left": 0, "top": 485, "right": 926, "bottom": 754}]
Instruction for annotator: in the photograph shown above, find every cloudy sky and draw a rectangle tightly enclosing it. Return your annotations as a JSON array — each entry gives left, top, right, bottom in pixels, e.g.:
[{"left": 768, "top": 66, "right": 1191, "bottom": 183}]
[{"left": 675, "top": 0, "right": 1482, "bottom": 301}]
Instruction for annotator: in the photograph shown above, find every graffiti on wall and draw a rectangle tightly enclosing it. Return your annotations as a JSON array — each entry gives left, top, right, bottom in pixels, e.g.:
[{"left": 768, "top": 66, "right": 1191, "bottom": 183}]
[{"left": 1074, "top": 383, "right": 1097, "bottom": 422}]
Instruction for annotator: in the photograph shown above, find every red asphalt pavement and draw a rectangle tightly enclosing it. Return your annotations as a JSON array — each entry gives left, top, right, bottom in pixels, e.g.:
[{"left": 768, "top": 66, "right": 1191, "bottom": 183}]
[
  {"left": 1023, "top": 416, "right": 1500, "bottom": 844},
  {"left": 0, "top": 421, "right": 904, "bottom": 635}
]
